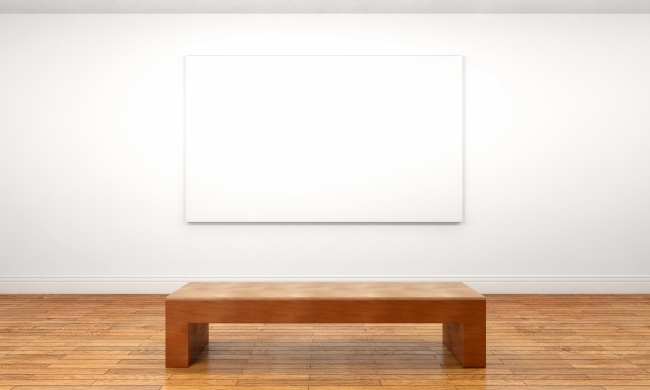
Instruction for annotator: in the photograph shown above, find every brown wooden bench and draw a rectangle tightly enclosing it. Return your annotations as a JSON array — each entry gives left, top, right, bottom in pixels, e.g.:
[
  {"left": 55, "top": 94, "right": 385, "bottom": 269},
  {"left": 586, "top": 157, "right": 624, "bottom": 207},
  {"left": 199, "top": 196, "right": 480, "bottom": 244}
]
[{"left": 165, "top": 282, "right": 486, "bottom": 368}]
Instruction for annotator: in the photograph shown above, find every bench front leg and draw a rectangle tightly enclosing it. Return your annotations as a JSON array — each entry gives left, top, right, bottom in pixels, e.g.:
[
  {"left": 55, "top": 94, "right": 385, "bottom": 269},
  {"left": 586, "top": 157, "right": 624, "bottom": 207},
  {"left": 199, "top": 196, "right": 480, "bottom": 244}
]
[
  {"left": 442, "top": 299, "right": 486, "bottom": 368},
  {"left": 443, "top": 320, "right": 486, "bottom": 368},
  {"left": 166, "top": 315, "right": 209, "bottom": 368}
]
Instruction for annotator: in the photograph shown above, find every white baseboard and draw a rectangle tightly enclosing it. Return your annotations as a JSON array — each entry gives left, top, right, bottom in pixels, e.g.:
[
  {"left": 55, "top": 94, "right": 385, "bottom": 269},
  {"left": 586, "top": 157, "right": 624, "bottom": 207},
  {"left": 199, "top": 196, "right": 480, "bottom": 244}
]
[{"left": 1, "top": 275, "right": 649, "bottom": 294}]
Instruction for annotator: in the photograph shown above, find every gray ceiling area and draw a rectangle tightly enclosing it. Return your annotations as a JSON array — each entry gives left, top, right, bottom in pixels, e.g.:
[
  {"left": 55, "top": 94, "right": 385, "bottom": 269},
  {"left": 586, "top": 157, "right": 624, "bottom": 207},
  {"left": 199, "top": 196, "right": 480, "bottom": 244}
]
[{"left": 0, "top": 0, "right": 649, "bottom": 13}]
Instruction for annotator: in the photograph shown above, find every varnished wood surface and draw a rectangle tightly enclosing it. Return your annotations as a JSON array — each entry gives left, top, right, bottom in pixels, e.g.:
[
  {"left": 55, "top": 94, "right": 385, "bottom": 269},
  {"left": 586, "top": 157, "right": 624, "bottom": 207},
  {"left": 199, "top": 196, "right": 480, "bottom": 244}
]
[
  {"left": 2, "top": 294, "right": 650, "bottom": 389},
  {"left": 165, "top": 283, "right": 486, "bottom": 368},
  {"left": 165, "top": 299, "right": 486, "bottom": 368},
  {"left": 166, "top": 282, "right": 485, "bottom": 301}
]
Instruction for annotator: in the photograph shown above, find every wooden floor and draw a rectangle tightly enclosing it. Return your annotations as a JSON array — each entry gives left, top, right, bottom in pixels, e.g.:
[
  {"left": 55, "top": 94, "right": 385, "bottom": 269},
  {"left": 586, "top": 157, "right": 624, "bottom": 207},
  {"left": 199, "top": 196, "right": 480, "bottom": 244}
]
[{"left": 1, "top": 295, "right": 649, "bottom": 389}]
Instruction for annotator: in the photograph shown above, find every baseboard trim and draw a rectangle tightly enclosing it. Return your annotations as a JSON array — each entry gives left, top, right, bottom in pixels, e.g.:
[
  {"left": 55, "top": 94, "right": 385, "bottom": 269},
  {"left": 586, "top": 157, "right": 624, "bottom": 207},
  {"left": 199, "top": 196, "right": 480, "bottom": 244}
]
[{"left": 1, "top": 275, "right": 649, "bottom": 294}]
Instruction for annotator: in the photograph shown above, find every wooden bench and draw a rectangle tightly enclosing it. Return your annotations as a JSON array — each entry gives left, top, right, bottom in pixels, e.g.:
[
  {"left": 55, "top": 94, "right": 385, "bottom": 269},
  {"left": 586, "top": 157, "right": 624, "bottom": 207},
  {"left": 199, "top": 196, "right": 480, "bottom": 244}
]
[{"left": 165, "top": 282, "right": 486, "bottom": 368}]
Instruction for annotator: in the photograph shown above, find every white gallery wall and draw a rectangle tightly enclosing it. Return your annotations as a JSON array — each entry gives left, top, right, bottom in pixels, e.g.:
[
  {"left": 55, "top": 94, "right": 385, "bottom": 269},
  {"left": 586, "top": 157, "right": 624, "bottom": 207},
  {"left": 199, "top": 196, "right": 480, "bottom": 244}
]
[{"left": 1, "top": 15, "right": 649, "bottom": 293}]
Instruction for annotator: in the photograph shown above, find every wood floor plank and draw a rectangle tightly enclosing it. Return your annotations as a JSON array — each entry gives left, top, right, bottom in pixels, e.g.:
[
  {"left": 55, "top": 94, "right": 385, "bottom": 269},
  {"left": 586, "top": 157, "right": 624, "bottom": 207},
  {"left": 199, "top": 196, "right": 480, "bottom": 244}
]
[
  {"left": 0, "top": 294, "right": 649, "bottom": 388},
  {"left": 12, "top": 387, "right": 162, "bottom": 390},
  {"left": 161, "top": 387, "right": 306, "bottom": 390}
]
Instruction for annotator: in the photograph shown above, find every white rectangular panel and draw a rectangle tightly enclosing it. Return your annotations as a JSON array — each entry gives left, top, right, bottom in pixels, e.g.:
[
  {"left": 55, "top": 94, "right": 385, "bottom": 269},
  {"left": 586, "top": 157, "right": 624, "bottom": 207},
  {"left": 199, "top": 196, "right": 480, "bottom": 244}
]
[{"left": 186, "top": 55, "right": 463, "bottom": 222}]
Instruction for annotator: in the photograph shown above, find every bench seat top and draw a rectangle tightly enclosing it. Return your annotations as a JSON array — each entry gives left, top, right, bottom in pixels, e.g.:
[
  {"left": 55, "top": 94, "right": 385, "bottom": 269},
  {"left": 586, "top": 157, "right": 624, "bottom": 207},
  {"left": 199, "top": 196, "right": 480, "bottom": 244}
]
[{"left": 167, "top": 282, "right": 484, "bottom": 301}]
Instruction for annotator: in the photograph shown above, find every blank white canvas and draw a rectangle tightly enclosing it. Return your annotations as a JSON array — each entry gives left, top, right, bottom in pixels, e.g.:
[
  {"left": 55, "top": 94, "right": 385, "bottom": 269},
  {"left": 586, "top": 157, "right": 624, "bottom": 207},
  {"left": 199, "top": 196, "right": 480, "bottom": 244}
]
[{"left": 185, "top": 56, "right": 463, "bottom": 222}]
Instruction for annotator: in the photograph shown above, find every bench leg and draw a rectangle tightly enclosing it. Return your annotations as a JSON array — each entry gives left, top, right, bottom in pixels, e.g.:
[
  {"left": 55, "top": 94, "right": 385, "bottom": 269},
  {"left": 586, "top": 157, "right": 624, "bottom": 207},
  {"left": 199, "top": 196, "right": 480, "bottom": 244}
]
[
  {"left": 166, "top": 319, "right": 209, "bottom": 368},
  {"left": 443, "top": 321, "right": 486, "bottom": 368}
]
